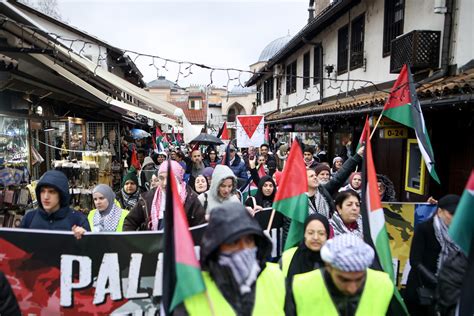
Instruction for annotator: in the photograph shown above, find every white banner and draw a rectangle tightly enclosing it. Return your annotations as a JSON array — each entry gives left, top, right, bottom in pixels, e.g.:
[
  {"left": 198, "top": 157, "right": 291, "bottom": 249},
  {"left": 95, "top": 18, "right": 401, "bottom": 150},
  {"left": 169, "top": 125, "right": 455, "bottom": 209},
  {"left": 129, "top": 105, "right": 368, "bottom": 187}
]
[{"left": 236, "top": 115, "right": 264, "bottom": 148}]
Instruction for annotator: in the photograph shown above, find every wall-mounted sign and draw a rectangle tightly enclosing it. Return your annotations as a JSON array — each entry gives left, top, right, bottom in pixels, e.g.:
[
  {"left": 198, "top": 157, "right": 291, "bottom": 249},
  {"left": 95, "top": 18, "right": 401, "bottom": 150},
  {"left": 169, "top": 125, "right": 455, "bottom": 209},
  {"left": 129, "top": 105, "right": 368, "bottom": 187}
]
[{"left": 380, "top": 127, "right": 408, "bottom": 139}]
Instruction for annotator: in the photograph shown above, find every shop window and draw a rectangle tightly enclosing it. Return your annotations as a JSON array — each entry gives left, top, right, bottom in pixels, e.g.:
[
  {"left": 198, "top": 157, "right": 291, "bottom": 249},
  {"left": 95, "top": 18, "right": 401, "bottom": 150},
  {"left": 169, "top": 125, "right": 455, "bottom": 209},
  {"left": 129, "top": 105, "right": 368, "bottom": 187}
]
[
  {"left": 263, "top": 77, "right": 274, "bottom": 103},
  {"left": 303, "top": 52, "right": 310, "bottom": 89},
  {"left": 313, "top": 45, "right": 322, "bottom": 85},
  {"left": 383, "top": 0, "right": 405, "bottom": 56},
  {"left": 337, "top": 25, "right": 349, "bottom": 74},
  {"left": 350, "top": 14, "right": 365, "bottom": 70},
  {"left": 286, "top": 61, "right": 297, "bottom": 95}
]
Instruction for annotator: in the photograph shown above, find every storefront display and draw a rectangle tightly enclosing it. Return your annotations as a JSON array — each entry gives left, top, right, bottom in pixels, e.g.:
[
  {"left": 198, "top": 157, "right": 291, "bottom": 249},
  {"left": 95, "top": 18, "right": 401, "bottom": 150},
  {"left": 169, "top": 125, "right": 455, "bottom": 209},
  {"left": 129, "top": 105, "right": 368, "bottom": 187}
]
[{"left": 0, "top": 116, "right": 32, "bottom": 227}]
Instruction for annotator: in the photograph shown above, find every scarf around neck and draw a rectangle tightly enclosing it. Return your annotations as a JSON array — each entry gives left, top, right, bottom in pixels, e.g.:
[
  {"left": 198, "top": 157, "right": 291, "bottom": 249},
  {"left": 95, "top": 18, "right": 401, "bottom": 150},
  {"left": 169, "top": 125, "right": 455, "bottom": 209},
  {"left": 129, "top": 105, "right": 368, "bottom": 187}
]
[
  {"left": 92, "top": 203, "right": 123, "bottom": 232},
  {"left": 287, "top": 242, "right": 324, "bottom": 281},
  {"left": 308, "top": 189, "right": 331, "bottom": 219},
  {"left": 120, "top": 188, "right": 140, "bottom": 210},
  {"left": 149, "top": 180, "right": 187, "bottom": 230},
  {"left": 330, "top": 211, "right": 363, "bottom": 239},
  {"left": 433, "top": 215, "right": 460, "bottom": 273}
]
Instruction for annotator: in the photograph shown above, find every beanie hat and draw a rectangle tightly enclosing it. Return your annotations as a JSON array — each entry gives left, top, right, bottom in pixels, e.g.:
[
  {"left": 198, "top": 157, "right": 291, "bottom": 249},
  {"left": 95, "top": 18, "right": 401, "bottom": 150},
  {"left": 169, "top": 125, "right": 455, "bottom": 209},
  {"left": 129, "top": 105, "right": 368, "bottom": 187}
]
[
  {"left": 314, "top": 164, "right": 331, "bottom": 175},
  {"left": 332, "top": 156, "right": 344, "bottom": 165},
  {"left": 122, "top": 171, "right": 138, "bottom": 187}
]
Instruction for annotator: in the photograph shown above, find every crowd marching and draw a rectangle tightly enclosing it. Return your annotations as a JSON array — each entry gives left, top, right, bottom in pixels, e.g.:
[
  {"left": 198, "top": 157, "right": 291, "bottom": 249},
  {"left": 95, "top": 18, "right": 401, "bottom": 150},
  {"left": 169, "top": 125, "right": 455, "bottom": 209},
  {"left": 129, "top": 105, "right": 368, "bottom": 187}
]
[{"left": 0, "top": 134, "right": 470, "bottom": 316}]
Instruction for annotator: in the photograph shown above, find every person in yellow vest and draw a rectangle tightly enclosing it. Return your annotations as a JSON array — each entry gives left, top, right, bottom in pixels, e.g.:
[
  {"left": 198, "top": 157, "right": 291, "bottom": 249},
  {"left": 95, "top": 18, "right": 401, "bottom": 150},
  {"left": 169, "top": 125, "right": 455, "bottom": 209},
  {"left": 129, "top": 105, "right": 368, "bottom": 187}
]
[
  {"left": 281, "top": 213, "right": 331, "bottom": 280},
  {"left": 72, "top": 184, "right": 129, "bottom": 238},
  {"left": 288, "top": 234, "right": 394, "bottom": 316},
  {"left": 177, "top": 202, "right": 286, "bottom": 316}
]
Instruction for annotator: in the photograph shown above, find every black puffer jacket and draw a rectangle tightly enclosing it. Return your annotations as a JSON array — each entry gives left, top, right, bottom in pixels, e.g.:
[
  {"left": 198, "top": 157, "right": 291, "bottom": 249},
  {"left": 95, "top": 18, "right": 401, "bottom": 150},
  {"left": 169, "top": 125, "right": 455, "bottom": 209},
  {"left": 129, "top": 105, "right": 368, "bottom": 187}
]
[{"left": 436, "top": 250, "right": 468, "bottom": 316}]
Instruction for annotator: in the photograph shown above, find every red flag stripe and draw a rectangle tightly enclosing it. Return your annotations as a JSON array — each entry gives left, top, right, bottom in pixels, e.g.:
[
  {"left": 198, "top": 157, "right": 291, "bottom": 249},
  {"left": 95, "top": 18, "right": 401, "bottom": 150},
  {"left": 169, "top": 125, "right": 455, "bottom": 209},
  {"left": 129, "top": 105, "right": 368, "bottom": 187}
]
[
  {"left": 365, "top": 123, "right": 382, "bottom": 211},
  {"left": 169, "top": 165, "right": 200, "bottom": 268}
]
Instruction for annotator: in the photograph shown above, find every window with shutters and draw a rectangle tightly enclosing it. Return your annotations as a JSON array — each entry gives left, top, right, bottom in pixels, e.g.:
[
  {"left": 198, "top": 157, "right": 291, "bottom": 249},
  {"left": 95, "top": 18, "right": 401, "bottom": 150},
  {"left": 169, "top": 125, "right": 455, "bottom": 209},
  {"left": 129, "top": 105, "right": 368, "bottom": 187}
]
[
  {"left": 286, "top": 61, "right": 297, "bottom": 95},
  {"left": 263, "top": 78, "right": 274, "bottom": 103},
  {"left": 383, "top": 0, "right": 405, "bottom": 56},
  {"left": 337, "top": 25, "right": 349, "bottom": 74},
  {"left": 303, "top": 52, "right": 310, "bottom": 89},
  {"left": 350, "top": 14, "right": 365, "bottom": 70},
  {"left": 313, "top": 45, "right": 322, "bottom": 85}
]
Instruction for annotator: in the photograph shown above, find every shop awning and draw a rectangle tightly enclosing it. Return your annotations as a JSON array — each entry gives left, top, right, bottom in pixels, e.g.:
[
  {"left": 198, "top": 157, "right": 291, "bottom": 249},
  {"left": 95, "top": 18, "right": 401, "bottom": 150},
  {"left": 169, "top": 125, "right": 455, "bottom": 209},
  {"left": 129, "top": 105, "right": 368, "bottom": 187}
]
[
  {"left": 31, "top": 53, "right": 176, "bottom": 126},
  {"left": 0, "top": 10, "right": 178, "bottom": 120}
]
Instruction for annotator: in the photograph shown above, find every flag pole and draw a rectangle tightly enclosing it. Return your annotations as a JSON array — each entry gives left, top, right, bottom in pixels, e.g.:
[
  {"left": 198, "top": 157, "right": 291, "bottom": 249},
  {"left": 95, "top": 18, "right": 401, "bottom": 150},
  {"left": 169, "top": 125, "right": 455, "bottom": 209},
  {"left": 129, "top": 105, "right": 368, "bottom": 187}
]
[
  {"left": 369, "top": 109, "right": 385, "bottom": 140},
  {"left": 266, "top": 209, "right": 276, "bottom": 231},
  {"left": 204, "top": 291, "right": 216, "bottom": 316}
]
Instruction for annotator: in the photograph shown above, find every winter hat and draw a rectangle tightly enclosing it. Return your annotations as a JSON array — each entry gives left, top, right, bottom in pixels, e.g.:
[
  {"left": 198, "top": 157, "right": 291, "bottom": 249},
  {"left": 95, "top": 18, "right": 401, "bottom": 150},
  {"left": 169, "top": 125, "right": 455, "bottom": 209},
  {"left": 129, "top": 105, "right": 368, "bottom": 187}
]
[
  {"left": 437, "top": 194, "right": 461, "bottom": 214},
  {"left": 158, "top": 160, "right": 185, "bottom": 182},
  {"left": 92, "top": 184, "right": 116, "bottom": 212},
  {"left": 332, "top": 156, "right": 344, "bottom": 165},
  {"left": 314, "top": 164, "right": 331, "bottom": 175},
  {"left": 122, "top": 171, "right": 138, "bottom": 187},
  {"left": 320, "top": 234, "right": 374, "bottom": 272}
]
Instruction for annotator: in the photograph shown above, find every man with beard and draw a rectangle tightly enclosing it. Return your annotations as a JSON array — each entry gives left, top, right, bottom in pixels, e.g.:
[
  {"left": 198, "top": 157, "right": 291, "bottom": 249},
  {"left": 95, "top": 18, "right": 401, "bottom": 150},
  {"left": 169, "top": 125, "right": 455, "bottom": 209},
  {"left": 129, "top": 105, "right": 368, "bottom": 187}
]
[{"left": 186, "top": 149, "right": 205, "bottom": 184}]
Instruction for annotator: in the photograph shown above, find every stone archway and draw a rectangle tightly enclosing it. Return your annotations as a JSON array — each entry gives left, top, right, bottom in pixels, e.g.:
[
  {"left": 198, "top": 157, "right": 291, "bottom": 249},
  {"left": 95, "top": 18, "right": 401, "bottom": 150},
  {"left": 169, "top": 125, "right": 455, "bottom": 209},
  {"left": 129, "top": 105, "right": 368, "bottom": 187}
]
[{"left": 227, "top": 102, "right": 246, "bottom": 122}]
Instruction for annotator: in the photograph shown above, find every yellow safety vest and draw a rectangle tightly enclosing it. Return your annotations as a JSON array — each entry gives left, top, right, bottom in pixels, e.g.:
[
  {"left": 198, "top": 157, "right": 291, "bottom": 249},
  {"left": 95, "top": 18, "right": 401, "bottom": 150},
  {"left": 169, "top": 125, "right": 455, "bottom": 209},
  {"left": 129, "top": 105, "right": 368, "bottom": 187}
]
[
  {"left": 87, "top": 207, "right": 129, "bottom": 232},
  {"left": 293, "top": 268, "right": 394, "bottom": 316},
  {"left": 184, "top": 263, "right": 285, "bottom": 316},
  {"left": 281, "top": 246, "right": 298, "bottom": 277}
]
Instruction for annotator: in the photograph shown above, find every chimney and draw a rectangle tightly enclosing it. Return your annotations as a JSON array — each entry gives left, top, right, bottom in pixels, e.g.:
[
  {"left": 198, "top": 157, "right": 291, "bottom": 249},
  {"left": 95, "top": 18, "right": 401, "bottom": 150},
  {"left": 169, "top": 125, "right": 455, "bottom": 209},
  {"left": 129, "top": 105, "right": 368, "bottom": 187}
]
[{"left": 308, "top": 0, "right": 315, "bottom": 22}]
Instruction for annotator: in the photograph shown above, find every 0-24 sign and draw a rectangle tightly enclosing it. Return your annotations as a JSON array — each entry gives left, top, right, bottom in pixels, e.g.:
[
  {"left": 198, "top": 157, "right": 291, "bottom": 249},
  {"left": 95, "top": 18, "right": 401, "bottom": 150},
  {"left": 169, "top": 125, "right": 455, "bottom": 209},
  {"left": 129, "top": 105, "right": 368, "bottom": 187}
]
[{"left": 380, "top": 127, "right": 408, "bottom": 139}]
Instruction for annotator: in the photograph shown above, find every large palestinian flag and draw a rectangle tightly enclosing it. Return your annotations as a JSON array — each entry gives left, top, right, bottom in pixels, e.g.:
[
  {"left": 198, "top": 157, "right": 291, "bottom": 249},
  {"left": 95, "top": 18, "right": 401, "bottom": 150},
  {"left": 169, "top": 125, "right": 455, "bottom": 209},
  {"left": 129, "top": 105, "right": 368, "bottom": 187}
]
[
  {"left": 382, "top": 64, "right": 439, "bottom": 183},
  {"left": 273, "top": 140, "right": 308, "bottom": 250}
]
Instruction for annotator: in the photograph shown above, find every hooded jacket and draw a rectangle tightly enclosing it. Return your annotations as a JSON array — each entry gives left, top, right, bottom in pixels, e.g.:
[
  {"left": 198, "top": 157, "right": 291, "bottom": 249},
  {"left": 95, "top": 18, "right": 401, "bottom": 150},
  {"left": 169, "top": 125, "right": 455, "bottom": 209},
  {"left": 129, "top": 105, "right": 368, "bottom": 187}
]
[
  {"left": 228, "top": 154, "right": 248, "bottom": 180},
  {"left": 139, "top": 156, "right": 157, "bottom": 191},
  {"left": 20, "top": 170, "right": 90, "bottom": 231},
  {"left": 198, "top": 165, "right": 240, "bottom": 213}
]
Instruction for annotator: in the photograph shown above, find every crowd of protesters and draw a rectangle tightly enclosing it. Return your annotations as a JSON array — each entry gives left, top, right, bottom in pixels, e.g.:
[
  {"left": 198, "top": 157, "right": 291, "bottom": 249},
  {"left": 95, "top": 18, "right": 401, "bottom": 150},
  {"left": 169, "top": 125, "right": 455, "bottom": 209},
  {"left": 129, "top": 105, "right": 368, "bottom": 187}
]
[{"left": 1, "top": 135, "right": 468, "bottom": 316}]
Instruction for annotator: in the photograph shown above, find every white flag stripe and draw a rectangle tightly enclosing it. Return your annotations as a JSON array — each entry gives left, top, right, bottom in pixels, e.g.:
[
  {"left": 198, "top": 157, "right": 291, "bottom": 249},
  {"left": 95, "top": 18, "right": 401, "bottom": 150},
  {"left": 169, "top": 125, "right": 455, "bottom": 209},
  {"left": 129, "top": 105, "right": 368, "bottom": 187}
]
[{"left": 367, "top": 189, "right": 385, "bottom": 243}]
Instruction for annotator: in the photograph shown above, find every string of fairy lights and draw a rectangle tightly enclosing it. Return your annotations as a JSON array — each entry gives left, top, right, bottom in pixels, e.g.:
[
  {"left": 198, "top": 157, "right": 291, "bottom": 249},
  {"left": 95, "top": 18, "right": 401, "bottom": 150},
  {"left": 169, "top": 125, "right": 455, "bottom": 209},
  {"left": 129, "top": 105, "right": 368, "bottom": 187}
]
[{"left": 0, "top": 16, "right": 469, "bottom": 119}]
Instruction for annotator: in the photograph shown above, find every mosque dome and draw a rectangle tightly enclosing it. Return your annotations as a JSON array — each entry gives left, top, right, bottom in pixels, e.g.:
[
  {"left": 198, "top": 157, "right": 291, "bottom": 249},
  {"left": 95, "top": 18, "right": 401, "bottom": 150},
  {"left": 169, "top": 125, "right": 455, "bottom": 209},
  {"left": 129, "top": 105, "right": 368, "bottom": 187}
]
[{"left": 258, "top": 35, "right": 292, "bottom": 62}]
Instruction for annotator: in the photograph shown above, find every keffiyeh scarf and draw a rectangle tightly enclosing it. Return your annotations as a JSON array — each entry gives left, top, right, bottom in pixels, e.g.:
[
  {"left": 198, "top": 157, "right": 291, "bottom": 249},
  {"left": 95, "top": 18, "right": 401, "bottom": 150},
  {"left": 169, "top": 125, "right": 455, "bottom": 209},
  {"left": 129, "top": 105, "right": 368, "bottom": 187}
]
[
  {"left": 330, "top": 211, "right": 363, "bottom": 239},
  {"left": 120, "top": 188, "right": 140, "bottom": 210},
  {"left": 149, "top": 178, "right": 187, "bottom": 230},
  {"left": 92, "top": 204, "right": 123, "bottom": 232},
  {"left": 309, "top": 190, "right": 331, "bottom": 219},
  {"left": 433, "top": 215, "right": 460, "bottom": 273}
]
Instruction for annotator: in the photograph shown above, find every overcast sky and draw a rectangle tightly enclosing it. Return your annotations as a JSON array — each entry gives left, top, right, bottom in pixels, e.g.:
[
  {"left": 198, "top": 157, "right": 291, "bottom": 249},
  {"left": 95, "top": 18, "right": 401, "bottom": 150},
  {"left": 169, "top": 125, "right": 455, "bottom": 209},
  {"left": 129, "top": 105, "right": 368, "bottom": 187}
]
[{"left": 57, "top": 0, "right": 308, "bottom": 88}]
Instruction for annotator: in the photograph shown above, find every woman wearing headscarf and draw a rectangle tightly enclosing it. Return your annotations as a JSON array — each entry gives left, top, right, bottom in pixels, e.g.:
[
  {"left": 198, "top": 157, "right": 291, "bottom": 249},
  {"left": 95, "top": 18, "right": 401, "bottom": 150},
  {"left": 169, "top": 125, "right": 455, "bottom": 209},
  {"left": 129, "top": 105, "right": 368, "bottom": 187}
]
[
  {"left": 281, "top": 213, "right": 331, "bottom": 280},
  {"left": 338, "top": 172, "right": 362, "bottom": 196},
  {"left": 115, "top": 171, "right": 140, "bottom": 211},
  {"left": 123, "top": 160, "right": 206, "bottom": 231},
  {"left": 192, "top": 174, "right": 209, "bottom": 194},
  {"left": 245, "top": 175, "right": 276, "bottom": 211},
  {"left": 72, "top": 184, "right": 129, "bottom": 238},
  {"left": 405, "top": 194, "right": 461, "bottom": 316},
  {"left": 329, "top": 190, "right": 363, "bottom": 239},
  {"left": 198, "top": 165, "right": 240, "bottom": 215},
  {"left": 275, "top": 144, "right": 288, "bottom": 171}
]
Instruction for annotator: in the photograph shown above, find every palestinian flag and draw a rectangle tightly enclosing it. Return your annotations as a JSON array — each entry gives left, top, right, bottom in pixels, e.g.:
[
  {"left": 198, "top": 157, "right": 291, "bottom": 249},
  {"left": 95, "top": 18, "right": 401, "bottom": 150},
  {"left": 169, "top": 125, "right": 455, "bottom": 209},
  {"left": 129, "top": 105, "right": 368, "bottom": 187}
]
[
  {"left": 162, "top": 161, "right": 205, "bottom": 314},
  {"left": 273, "top": 140, "right": 308, "bottom": 250},
  {"left": 382, "top": 64, "right": 440, "bottom": 183},
  {"left": 361, "top": 123, "right": 408, "bottom": 315},
  {"left": 217, "top": 121, "right": 230, "bottom": 141},
  {"left": 221, "top": 142, "right": 231, "bottom": 166},
  {"left": 449, "top": 170, "right": 474, "bottom": 255},
  {"left": 155, "top": 127, "right": 166, "bottom": 152}
]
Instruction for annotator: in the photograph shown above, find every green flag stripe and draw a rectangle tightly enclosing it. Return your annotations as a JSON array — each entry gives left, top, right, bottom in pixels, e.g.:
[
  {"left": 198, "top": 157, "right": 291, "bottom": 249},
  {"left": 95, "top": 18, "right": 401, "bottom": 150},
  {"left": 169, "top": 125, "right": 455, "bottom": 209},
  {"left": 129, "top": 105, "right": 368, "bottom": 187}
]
[
  {"left": 273, "top": 193, "right": 308, "bottom": 223},
  {"left": 383, "top": 104, "right": 413, "bottom": 128},
  {"left": 284, "top": 220, "right": 305, "bottom": 250},
  {"left": 171, "top": 263, "right": 205, "bottom": 311}
]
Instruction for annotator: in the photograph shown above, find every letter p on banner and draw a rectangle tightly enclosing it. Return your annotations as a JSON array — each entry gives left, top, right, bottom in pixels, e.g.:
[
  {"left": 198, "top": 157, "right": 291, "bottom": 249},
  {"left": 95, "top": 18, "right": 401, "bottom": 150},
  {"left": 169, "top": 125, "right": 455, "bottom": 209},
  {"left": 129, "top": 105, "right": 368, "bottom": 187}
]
[{"left": 60, "top": 255, "right": 92, "bottom": 307}]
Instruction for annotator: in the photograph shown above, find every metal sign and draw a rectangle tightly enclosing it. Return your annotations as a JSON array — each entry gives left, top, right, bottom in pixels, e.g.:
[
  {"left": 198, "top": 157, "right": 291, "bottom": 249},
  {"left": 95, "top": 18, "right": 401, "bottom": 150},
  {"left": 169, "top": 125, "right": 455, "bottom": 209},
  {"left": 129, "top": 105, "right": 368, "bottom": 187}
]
[{"left": 380, "top": 127, "right": 408, "bottom": 139}]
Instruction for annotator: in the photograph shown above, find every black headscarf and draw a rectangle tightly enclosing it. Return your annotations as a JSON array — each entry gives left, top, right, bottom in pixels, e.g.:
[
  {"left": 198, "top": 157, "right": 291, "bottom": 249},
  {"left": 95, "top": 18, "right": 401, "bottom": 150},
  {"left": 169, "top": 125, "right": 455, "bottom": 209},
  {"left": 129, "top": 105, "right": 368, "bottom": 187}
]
[
  {"left": 287, "top": 213, "right": 330, "bottom": 281},
  {"left": 254, "top": 175, "right": 277, "bottom": 208}
]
